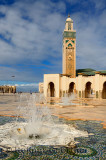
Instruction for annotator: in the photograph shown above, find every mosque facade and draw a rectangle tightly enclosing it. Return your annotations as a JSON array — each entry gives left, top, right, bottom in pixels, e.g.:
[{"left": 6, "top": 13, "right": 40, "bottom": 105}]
[
  {"left": 0, "top": 86, "right": 16, "bottom": 93},
  {"left": 39, "top": 16, "right": 106, "bottom": 99}
]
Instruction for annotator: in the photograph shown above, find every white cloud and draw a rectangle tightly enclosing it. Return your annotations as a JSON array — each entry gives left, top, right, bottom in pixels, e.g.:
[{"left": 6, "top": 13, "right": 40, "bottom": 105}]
[
  {"left": 15, "top": 83, "right": 38, "bottom": 87},
  {"left": 71, "top": 10, "right": 106, "bottom": 70},
  {"left": 0, "top": 0, "right": 65, "bottom": 66},
  {"left": 15, "top": 83, "right": 39, "bottom": 92},
  {"left": 92, "top": 0, "right": 106, "bottom": 10},
  {"left": 0, "top": 0, "right": 106, "bottom": 85}
]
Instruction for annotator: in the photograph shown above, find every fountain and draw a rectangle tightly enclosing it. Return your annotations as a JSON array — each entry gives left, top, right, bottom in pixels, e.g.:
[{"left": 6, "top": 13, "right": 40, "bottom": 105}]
[
  {"left": 57, "top": 93, "right": 89, "bottom": 107},
  {"left": 58, "top": 93, "right": 78, "bottom": 106},
  {"left": 0, "top": 93, "right": 90, "bottom": 150}
]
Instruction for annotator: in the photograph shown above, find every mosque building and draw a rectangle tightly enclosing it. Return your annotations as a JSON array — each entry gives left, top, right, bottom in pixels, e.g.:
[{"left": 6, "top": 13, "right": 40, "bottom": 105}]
[
  {"left": 0, "top": 86, "right": 16, "bottom": 93},
  {"left": 39, "top": 15, "right": 106, "bottom": 99}
]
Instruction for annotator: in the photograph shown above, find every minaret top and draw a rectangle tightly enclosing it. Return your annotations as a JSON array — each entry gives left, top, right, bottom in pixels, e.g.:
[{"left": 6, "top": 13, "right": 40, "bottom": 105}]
[
  {"left": 68, "top": 13, "right": 70, "bottom": 17},
  {"left": 64, "top": 14, "right": 76, "bottom": 33},
  {"left": 66, "top": 14, "right": 73, "bottom": 22}
]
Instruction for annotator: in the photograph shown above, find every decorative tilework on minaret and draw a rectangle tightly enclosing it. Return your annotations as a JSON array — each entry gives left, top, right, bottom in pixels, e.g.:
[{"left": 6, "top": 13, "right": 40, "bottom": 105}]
[{"left": 62, "top": 15, "right": 76, "bottom": 78}]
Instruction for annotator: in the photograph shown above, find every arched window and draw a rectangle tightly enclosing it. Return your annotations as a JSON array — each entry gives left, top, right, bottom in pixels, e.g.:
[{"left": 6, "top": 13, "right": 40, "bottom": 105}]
[
  {"left": 68, "top": 22, "right": 71, "bottom": 30},
  {"left": 68, "top": 82, "right": 75, "bottom": 95},
  {"left": 85, "top": 82, "right": 92, "bottom": 98},
  {"left": 48, "top": 82, "right": 55, "bottom": 97},
  {"left": 102, "top": 81, "right": 106, "bottom": 99}
]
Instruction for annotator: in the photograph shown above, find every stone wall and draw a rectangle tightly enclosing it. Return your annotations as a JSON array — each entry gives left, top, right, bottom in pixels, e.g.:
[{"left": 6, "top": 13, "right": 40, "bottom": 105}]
[
  {"left": 0, "top": 86, "right": 16, "bottom": 93},
  {"left": 43, "top": 73, "right": 106, "bottom": 99}
]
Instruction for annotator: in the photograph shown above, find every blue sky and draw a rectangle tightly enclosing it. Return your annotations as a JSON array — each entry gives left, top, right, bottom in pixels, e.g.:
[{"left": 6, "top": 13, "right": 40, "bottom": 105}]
[{"left": 0, "top": 0, "right": 106, "bottom": 92}]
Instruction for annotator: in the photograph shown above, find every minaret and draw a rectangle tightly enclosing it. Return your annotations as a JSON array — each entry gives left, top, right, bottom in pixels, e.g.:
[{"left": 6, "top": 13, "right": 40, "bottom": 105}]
[{"left": 62, "top": 15, "right": 76, "bottom": 78}]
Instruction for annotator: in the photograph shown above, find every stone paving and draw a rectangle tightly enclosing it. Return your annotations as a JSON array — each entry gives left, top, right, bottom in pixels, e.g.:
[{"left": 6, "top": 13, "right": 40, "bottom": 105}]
[
  {"left": 0, "top": 93, "right": 106, "bottom": 159},
  {"left": 0, "top": 116, "right": 105, "bottom": 160},
  {"left": 0, "top": 93, "right": 106, "bottom": 128}
]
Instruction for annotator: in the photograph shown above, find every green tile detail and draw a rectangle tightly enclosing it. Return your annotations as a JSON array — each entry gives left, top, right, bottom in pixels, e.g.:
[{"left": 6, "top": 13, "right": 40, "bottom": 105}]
[
  {"left": 66, "top": 21, "right": 73, "bottom": 23},
  {"left": 82, "top": 72, "right": 95, "bottom": 76},
  {"left": 63, "top": 31, "right": 76, "bottom": 38},
  {"left": 98, "top": 70, "right": 106, "bottom": 74},
  {"left": 76, "top": 69, "right": 106, "bottom": 76},
  {"left": 71, "top": 40, "right": 75, "bottom": 43},
  {"left": 65, "top": 40, "right": 69, "bottom": 43},
  {"left": 68, "top": 43, "right": 72, "bottom": 47}
]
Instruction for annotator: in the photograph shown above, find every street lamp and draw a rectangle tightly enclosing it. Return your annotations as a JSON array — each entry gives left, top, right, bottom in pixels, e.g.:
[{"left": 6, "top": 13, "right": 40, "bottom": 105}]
[{"left": 11, "top": 76, "right": 15, "bottom": 93}]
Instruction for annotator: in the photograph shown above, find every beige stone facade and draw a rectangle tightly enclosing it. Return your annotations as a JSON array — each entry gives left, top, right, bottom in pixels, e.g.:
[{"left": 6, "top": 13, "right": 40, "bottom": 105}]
[
  {"left": 39, "top": 83, "right": 44, "bottom": 93},
  {"left": 0, "top": 86, "right": 16, "bottom": 93},
  {"left": 43, "top": 73, "right": 106, "bottom": 99},
  {"left": 39, "top": 16, "right": 106, "bottom": 99}
]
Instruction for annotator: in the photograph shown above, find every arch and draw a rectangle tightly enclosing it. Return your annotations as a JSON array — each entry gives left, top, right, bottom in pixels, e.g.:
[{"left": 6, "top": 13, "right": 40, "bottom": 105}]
[
  {"left": 68, "top": 43, "right": 72, "bottom": 47},
  {"left": 102, "top": 81, "right": 106, "bottom": 99},
  {"left": 0, "top": 87, "right": 3, "bottom": 93},
  {"left": 47, "top": 82, "right": 55, "bottom": 97},
  {"left": 11, "top": 88, "right": 13, "bottom": 93},
  {"left": 5, "top": 87, "right": 9, "bottom": 93},
  {"left": 68, "top": 82, "right": 76, "bottom": 95},
  {"left": 85, "top": 81, "right": 92, "bottom": 98}
]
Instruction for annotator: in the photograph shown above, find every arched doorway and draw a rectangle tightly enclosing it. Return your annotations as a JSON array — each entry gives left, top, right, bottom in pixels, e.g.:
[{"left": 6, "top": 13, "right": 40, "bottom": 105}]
[
  {"left": 68, "top": 82, "right": 75, "bottom": 95},
  {"left": 11, "top": 88, "right": 13, "bottom": 93},
  {"left": 48, "top": 82, "right": 55, "bottom": 97},
  {"left": 102, "top": 81, "right": 106, "bottom": 99},
  {"left": 5, "top": 87, "right": 9, "bottom": 93},
  {"left": 85, "top": 82, "right": 92, "bottom": 98},
  {"left": 0, "top": 87, "right": 2, "bottom": 93}
]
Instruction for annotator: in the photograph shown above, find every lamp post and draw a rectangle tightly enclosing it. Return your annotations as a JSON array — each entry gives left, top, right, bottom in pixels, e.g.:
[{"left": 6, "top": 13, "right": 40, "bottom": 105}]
[{"left": 11, "top": 76, "right": 15, "bottom": 93}]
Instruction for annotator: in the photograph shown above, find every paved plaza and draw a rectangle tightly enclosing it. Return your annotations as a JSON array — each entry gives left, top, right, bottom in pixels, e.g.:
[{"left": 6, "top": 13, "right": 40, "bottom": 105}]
[
  {"left": 0, "top": 93, "right": 106, "bottom": 159},
  {"left": 0, "top": 93, "right": 106, "bottom": 129}
]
